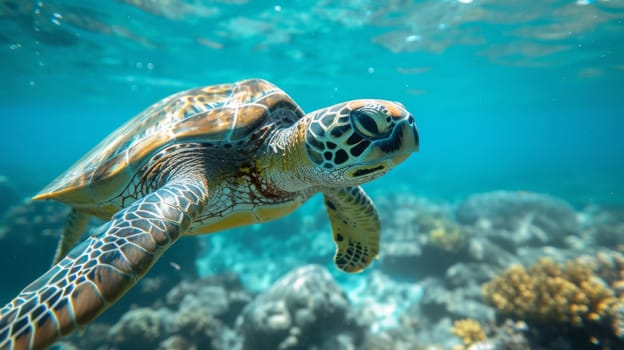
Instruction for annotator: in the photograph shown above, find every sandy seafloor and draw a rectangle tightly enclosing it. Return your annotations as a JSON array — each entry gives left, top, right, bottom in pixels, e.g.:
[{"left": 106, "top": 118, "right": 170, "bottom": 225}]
[{"left": 1, "top": 0, "right": 624, "bottom": 349}]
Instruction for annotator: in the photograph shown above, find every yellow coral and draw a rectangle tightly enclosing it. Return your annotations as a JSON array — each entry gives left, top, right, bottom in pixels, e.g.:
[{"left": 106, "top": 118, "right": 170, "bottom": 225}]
[
  {"left": 428, "top": 219, "right": 466, "bottom": 252},
  {"left": 483, "top": 258, "right": 622, "bottom": 329},
  {"left": 451, "top": 319, "right": 487, "bottom": 348}
]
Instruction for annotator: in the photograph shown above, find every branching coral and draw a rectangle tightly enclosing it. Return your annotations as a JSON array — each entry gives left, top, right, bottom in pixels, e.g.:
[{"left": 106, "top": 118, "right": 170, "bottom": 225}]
[
  {"left": 483, "top": 258, "right": 622, "bottom": 337},
  {"left": 451, "top": 319, "right": 487, "bottom": 349},
  {"left": 594, "top": 251, "right": 624, "bottom": 296},
  {"left": 593, "top": 251, "right": 624, "bottom": 339}
]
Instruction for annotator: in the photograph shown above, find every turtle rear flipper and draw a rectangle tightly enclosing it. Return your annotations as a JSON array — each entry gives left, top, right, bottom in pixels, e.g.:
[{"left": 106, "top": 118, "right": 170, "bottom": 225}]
[
  {"left": 0, "top": 178, "right": 208, "bottom": 350},
  {"left": 323, "top": 186, "right": 380, "bottom": 273}
]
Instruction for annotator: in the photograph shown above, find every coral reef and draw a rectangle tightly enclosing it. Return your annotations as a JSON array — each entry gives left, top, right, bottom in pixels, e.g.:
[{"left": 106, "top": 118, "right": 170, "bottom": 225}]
[
  {"left": 419, "top": 277, "right": 494, "bottom": 323},
  {"left": 594, "top": 250, "right": 624, "bottom": 296},
  {"left": 2, "top": 188, "right": 623, "bottom": 350},
  {"left": 196, "top": 198, "right": 335, "bottom": 292},
  {"left": 63, "top": 265, "right": 376, "bottom": 350},
  {"left": 479, "top": 319, "right": 531, "bottom": 350},
  {"left": 65, "top": 274, "right": 251, "bottom": 349},
  {"left": 450, "top": 319, "right": 487, "bottom": 350},
  {"left": 376, "top": 193, "right": 473, "bottom": 279},
  {"left": 584, "top": 207, "right": 624, "bottom": 249},
  {"left": 369, "top": 191, "right": 624, "bottom": 349},
  {"left": 376, "top": 190, "right": 585, "bottom": 283},
  {"left": 457, "top": 191, "right": 579, "bottom": 247},
  {"left": 483, "top": 258, "right": 617, "bottom": 327},
  {"left": 347, "top": 270, "right": 423, "bottom": 333},
  {"left": 428, "top": 219, "right": 467, "bottom": 252},
  {"left": 108, "top": 308, "right": 166, "bottom": 348},
  {"left": 237, "top": 264, "right": 365, "bottom": 350},
  {"left": 586, "top": 250, "right": 624, "bottom": 341},
  {"left": 61, "top": 265, "right": 387, "bottom": 350},
  {"left": 483, "top": 257, "right": 624, "bottom": 348}
]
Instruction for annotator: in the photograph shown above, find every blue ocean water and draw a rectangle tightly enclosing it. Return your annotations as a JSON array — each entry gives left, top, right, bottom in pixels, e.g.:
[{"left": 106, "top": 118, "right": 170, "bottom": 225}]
[
  {"left": 1, "top": 0, "right": 623, "bottom": 205},
  {"left": 1, "top": 1, "right": 624, "bottom": 349}
]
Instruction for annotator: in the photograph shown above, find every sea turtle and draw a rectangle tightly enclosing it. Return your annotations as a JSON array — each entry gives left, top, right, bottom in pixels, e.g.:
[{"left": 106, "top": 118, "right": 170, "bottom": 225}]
[{"left": 0, "top": 79, "right": 419, "bottom": 349}]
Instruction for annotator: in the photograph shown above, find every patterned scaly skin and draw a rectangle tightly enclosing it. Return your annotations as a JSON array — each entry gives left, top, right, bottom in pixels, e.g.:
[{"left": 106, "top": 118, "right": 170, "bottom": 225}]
[{"left": 0, "top": 179, "right": 208, "bottom": 350}]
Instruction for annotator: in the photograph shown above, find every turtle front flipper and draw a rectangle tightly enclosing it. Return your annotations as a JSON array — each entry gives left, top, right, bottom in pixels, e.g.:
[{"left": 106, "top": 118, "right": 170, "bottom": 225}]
[
  {"left": 0, "top": 178, "right": 208, "bottom": 350},
  {"left": 323, "top": 186, "right": 380, "bottom": 273},
  {"left": 52, "top": 208, "right": 90, "bottom": 264}
]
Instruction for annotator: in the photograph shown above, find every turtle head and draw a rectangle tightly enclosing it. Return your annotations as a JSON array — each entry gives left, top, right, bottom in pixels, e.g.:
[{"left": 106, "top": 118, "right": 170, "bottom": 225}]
[{"left": 303, "top": 99, "right": 419, "bottom": 186}]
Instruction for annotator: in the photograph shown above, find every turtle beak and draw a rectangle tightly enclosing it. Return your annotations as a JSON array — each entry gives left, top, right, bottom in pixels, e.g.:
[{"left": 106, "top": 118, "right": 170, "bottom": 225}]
[
  {"left": 391, "top": 120, "right": 418, "bottom": 164},
  {"left": 378, "top": 114, "right": 419, "bottom": 155}
]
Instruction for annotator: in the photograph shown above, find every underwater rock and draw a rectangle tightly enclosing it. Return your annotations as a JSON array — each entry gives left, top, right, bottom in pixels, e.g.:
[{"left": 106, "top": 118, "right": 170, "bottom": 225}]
[
  {"left": 108, "top": 307, "right": 167, "bottom": 348},
  {"left": 456, "top": 191, "right": 580, "bottom": 247},
  {"left": 153, "top": 273, "right": 249, "bottom": 349},
  {"left": 68, "top": 273, "right": 251, "bottom": 349},
  {"left": 377, "top": 192, "right": 517, "bottom": 281},
  {"left": 481, "top": 319, "right": 531, "bottom": 350},
  {"left": 105, "top": 305, "right": 229, "bottom": 349},
  {"left": 584, "top": 206, "right": 624, "bottom": 248},
  {"left": 445, "top": 262, "right": 499, "bottom": 288},
  {"left": 408, "top": 316, "right": 457, "bottom": 350},
  {"left": 378, "top": 191, "right": 586, "bottom": 283},
  {"left": 196, "top": 204, "right": 335, "bottom": 292},
  {"left": 345, "top": 270, "right": 423, "bottom": 334},
  {"left": 465, "top": 235, "right": 519, "bottom": 268},
  {"left": 513, "top": 244, "right": 588, "bottom": 269},
  {"left": 165, "top": 273, "right": 251, "bottom": 326},
  {"left": 419, "top": 277, "right": 495, "bottom": 323},
  {"left": 381, "top": 218, "right": 478, "bottom": 281},
  {"left": 361, "top": 329, "right": 423, "bottom": 350},
  {"left": 237, "top": 264, "right": 364, "bottom": 350},
  {"left": 376, "top": 193, "right": 471, "bottom": 280}
]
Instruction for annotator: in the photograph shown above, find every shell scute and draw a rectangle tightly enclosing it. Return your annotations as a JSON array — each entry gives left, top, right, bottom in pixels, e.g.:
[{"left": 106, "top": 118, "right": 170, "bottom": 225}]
[{"left": 34, "top": 79, "right": 301, "bottom": 206}]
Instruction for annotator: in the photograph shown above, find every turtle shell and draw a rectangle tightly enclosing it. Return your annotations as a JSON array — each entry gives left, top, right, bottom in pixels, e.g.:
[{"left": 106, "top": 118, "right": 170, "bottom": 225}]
[{"left": 34, "top": 79, "right": 304, "bottom": 208}]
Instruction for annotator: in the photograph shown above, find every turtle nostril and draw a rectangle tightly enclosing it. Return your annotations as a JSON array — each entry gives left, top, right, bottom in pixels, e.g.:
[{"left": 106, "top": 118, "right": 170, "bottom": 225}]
[{"left": 408, "top": 116, "right": 414, "bottom": 124}]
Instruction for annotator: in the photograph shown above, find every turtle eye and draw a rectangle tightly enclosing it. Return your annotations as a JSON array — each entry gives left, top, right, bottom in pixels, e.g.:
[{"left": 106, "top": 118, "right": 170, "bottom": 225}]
[{"left": 350, "top": 108, "right": 392, "bottom": 140}]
